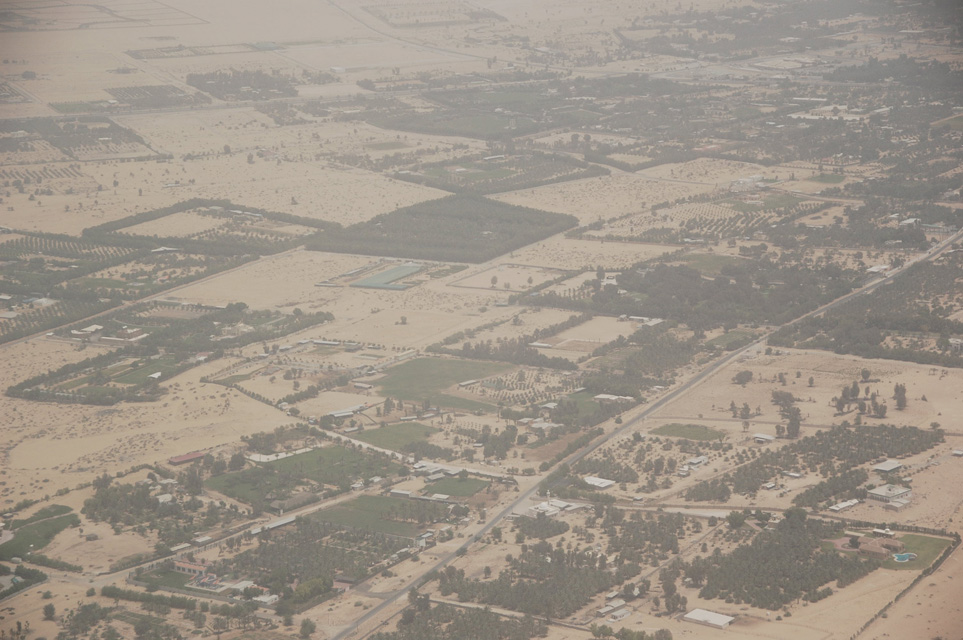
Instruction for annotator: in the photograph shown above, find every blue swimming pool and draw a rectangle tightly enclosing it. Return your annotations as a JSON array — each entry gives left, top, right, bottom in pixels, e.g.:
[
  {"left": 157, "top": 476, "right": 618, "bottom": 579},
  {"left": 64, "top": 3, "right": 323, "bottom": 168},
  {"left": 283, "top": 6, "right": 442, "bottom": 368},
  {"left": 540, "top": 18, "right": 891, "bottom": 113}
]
[{"left": 893, "top": 553, "right": 917, "bottom": 562}]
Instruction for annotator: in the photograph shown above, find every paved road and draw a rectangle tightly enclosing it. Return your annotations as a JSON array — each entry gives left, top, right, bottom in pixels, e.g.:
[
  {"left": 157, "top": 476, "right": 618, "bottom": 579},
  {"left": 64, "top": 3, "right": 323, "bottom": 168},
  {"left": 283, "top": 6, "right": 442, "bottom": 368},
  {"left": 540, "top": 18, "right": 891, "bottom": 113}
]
[{"left": 331, "top": 226, "right": 963, "bottom": 640}]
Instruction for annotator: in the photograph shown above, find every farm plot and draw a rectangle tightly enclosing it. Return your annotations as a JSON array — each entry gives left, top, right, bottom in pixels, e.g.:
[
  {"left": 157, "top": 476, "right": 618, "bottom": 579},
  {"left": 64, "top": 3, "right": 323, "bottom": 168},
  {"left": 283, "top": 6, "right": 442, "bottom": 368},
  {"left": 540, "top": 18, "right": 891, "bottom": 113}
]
[
  {"left": 307, "top": 196, "right": 577, "bottom": 264},
  {"left": 395, "top": 152, "right": 608, "bottom": 195},
  {"left": 353, "top": 422, "right": 438, "bottom": 451},
  {"left": 312, "top": 495, "right": 449, "bottom": 538},
  {"left": 375, "top": 358, "right": 509, "bottom": 405},
  {"left": 206, "top": 445, "right": 405, "bottom": 507}
]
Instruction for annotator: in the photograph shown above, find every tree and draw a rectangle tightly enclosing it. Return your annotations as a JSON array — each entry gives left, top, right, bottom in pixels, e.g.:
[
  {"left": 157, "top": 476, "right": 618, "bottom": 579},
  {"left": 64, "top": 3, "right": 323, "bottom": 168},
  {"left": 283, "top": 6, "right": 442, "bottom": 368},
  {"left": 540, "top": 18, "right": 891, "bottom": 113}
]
[
  {"left": 894, "top": 383, "right": 907, "bottom": 410},
  {"left": 786, "top": 407, "right": 801, "bottom": 438},
  {"left": 726, "top": 511, "right": 746, "bottom": 529},
  {"left": 861, "top": 368, "right": 871, "bottom": 381},
  {"left": 491, "top": 275, "right": 498, "bottom": 288},
  {"left": 43, "top": 603, "right": 56, "bottom": 620},
  {"left": 300, "top": 618, "right": 316, "bottom": 638},
  {"left": 732, "top": 370, "right": 753, "bottom": 386}
]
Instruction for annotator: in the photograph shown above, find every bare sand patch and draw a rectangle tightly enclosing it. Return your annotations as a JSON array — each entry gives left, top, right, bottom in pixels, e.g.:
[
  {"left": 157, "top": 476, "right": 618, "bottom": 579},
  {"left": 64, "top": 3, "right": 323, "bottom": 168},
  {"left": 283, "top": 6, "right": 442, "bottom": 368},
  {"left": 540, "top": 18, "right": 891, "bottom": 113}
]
[
  {"left": 492, "top": 173, "right": 714, "bottom": 225},
  {"left": 509, "top": 236, "right": 675, "bottom": 270}
]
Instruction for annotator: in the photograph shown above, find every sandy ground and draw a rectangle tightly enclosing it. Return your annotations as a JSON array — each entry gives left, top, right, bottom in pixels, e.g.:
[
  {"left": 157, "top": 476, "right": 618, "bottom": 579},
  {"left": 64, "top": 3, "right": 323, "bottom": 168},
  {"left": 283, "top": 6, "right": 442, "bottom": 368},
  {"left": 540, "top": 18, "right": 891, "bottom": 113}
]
[
  {"left": 493, "top": 173, "right": 715, "bottom": 225},
  {"left": 509, "top": 236, "right": 676, "bottom": 270},
  {"left": 0, "top": 352, "right": 291, "bottom": 505}
]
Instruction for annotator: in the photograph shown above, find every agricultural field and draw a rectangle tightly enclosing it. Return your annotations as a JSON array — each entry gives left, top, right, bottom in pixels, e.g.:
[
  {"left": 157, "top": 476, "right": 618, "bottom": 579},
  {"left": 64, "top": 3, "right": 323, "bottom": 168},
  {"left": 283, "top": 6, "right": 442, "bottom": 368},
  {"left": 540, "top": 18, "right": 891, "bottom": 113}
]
[
  {"left": 311, "top": 495, "right": 449, "bottom": 537},
  {"left": 353, "top": 422, "right": 438, "bottom": 451},
  {"left": 425, "top": 476, "right": 489, "bottom": 497},
  {"left": 306, "top": 196, "right": 578, "bottom": 263},
  {"left": 394, "top": 152, "right": 608, "bottom": 195},
  {"left": 206, "top": 445, "right": 405, "bottom": 509},
  {"left": 650, "top": 423, "right": 727, "bottom": 441},
  {"left": 373, "top": 357, "right": 509, "bottom": 408}
]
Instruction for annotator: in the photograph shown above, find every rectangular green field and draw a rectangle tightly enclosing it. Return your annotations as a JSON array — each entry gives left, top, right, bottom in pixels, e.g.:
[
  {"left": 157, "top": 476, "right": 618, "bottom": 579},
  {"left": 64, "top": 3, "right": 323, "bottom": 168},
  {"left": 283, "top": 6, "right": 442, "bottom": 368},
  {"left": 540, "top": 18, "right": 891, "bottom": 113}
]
[
  {"left": 112, "top": 356, "right": 179, "bottom": 385},
  {"left": 705, "top": 330, "right": 756, "bottom": 349},
  {"left": 206, "top": 445, "right": 404, "bottom": 504},
  {"left": 426, "top": 477, "right": 489, "bottom": 497},
  {"left": 808, "top": 173, "right": 846, "bottom": 184},
  {"left": 377, "top": 358, "right": 508, "bottom": 403},
  {"left": 353, "top": 422, "right": 438, "bottom": 450},
  {"left": 311, "top": 495, "right": 427, "bottom": 537},
  {"left": 651, "top": 423, "right": 726, "bottom": 441},
  {"left": 139, "top": 569, "right": 192, "bottom": 589}
]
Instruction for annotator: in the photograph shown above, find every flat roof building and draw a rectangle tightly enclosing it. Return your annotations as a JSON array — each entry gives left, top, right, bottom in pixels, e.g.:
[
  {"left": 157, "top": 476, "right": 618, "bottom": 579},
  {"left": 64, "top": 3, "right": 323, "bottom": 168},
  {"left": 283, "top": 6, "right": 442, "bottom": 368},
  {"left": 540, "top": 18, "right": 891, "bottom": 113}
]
[
  {"left": 867, "top": 484, "right": 912, "bottom": 503},
  {"left": 583, "top": 476, "right": 616, "bottom": 489},
  {"left": 873, "top": 460, "right": 903, "bottom": 473},
  {"left": 684, "top": 609, "right": 735, "bottom": 629}
]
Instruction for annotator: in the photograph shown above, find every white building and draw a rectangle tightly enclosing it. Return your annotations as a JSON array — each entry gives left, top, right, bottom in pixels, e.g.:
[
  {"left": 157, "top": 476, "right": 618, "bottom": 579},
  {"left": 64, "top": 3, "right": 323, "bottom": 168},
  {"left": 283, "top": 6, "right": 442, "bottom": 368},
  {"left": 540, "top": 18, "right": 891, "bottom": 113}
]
[
  {"left": 872, "top": 460, "right": 903, "bottom": 473},
  {"left": 684, "top": 609, "right": 735, "bottom": 629},
  {"left": 583, "top": 476, "right": 616, "bottom": 489},
  {"left": 867, "top": 484, "right": 912, "bottom": 503}
]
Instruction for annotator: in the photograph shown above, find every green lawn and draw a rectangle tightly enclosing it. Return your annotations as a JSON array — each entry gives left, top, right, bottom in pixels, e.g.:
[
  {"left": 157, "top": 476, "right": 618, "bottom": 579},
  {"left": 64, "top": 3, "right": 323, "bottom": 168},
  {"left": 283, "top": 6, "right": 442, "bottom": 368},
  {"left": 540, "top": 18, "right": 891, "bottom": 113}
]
[
  {"left": 882, "top": 534, "right": 953, "bottom": 571},
  {"left": 705, "top": 330, "right": 756, "bottom": 349},
  {"left": 427, "top": 477, "right": 489, "bottom": 497},
  {"left": 112, "top": 356, "right": 179, "bottom": 385},
  {"left": 139, "top": 569, "right": 192, "bottom": 589},
  {"left": 681, "top": 254, "right": 747, "bottom": 275},
  {"left": 206, "top": 445, "right": 404, "bottom": 505},
  {"left": 808, "top": 173, "right": 846, "bottom": 184},
  {"left": 651, "top": 423, "right": 726, "bottom": 441},
  {"left": 568, "top": 390, "right": 604, "bottom": 415},
  {"left": 0, "top": 513, "right": 79, "bottom": 560},
  {"left": 311, "top": 495, "right": 439, "bottom": 537},
  {"left": 9, "top": 505, "right": 72, "bottom": 530},
  {"left": 377, "top": 358, "right": 508, "bottom": 403},
  {"left": 353, "top": 423, "right": 438, "bottom": 450}
]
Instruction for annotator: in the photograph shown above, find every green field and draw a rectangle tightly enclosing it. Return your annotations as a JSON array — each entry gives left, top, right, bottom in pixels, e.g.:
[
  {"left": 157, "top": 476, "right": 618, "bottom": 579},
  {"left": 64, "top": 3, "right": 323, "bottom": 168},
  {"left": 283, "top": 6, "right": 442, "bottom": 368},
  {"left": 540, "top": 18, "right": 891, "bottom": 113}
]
[
  {"left": 427, "top": 477, "right": 489, "bottom": 497},
  {"left": 311, "top": 495, "right": 436, "bottom": 537},
  {"left": 9, "top": 504, "right": 72, "bottom": 530},
  {"left": 377, "top": 358, "right": 508, "bottom": 405},
  {"left": 0, "top": 513, "right": 80, "bottom": 560},
  {"left": 112, "top": 356, "right": 179, "bottom": 385},
  {"left": 705, "top": 330, "right": 756, "bottom": 349},
  {"left": 681, "top": 254, "right": 748, "bottom": 275},
  {"left": 206, "top": 445, "right": 404, "bottom": 505},
  {"left": 139, "top": 569, "right": 192, "bottom": 589},
  {"left": 651, "top": 423, "right": 726, "bottom": 441},
  {"left": 808, "top": 173, "right": 846, "bottom": 184},
  {"left": 353, "top": 422, "right": 438, "bottom": 450},
  {"left": 882, "top": 534, "right": 953, "bottom": 571}
]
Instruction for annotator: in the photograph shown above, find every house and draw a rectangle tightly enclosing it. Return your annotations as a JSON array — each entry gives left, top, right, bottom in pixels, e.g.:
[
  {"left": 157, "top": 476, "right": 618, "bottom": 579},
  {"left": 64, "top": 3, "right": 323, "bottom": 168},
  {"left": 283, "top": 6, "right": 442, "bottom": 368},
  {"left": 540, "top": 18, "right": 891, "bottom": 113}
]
[
  {"left": 867, "top": 484, "right": 912, "bottom": 503},
  {"left": 873, "top": 460, "right": 903, "bottom": 474},
  {"left": 609, "top": 609, "right": 631, "bottom": 622},
  {"left": 687, "top": 456, "right": 708, "bottom": 467},
  {"left": 683, "top": 609, "right": 735, "bottom": 629},
  {"left": 174, "top": 560, "right": 211, "bottom": 576},
  {"left": 754, "top": 433, "right": 775, "bottom": 444},
  {"left": 951, "top": 450, "right": 963, "bottom": 457}
]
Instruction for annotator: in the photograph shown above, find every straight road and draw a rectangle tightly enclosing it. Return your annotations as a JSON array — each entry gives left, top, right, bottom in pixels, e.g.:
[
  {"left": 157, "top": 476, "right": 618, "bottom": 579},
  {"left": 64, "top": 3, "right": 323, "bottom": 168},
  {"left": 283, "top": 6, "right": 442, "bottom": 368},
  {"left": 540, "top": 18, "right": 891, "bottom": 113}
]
[{"left": 331, "top": 225, "right": 963, "bottom": 640}]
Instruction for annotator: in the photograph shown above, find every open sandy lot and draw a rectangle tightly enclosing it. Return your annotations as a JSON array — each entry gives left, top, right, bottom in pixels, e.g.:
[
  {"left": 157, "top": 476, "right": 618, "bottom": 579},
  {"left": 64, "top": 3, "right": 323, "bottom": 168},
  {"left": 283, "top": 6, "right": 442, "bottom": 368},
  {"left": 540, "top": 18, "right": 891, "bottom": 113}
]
[
  {"left": 508, "top": 236, "right": 675, "bottom": 270},
  {"left": 0, "top": 356, "right": 290, "bottom": 505},
  {"left": 493, "top": 173, "right": 715, "bottom": 225}
]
